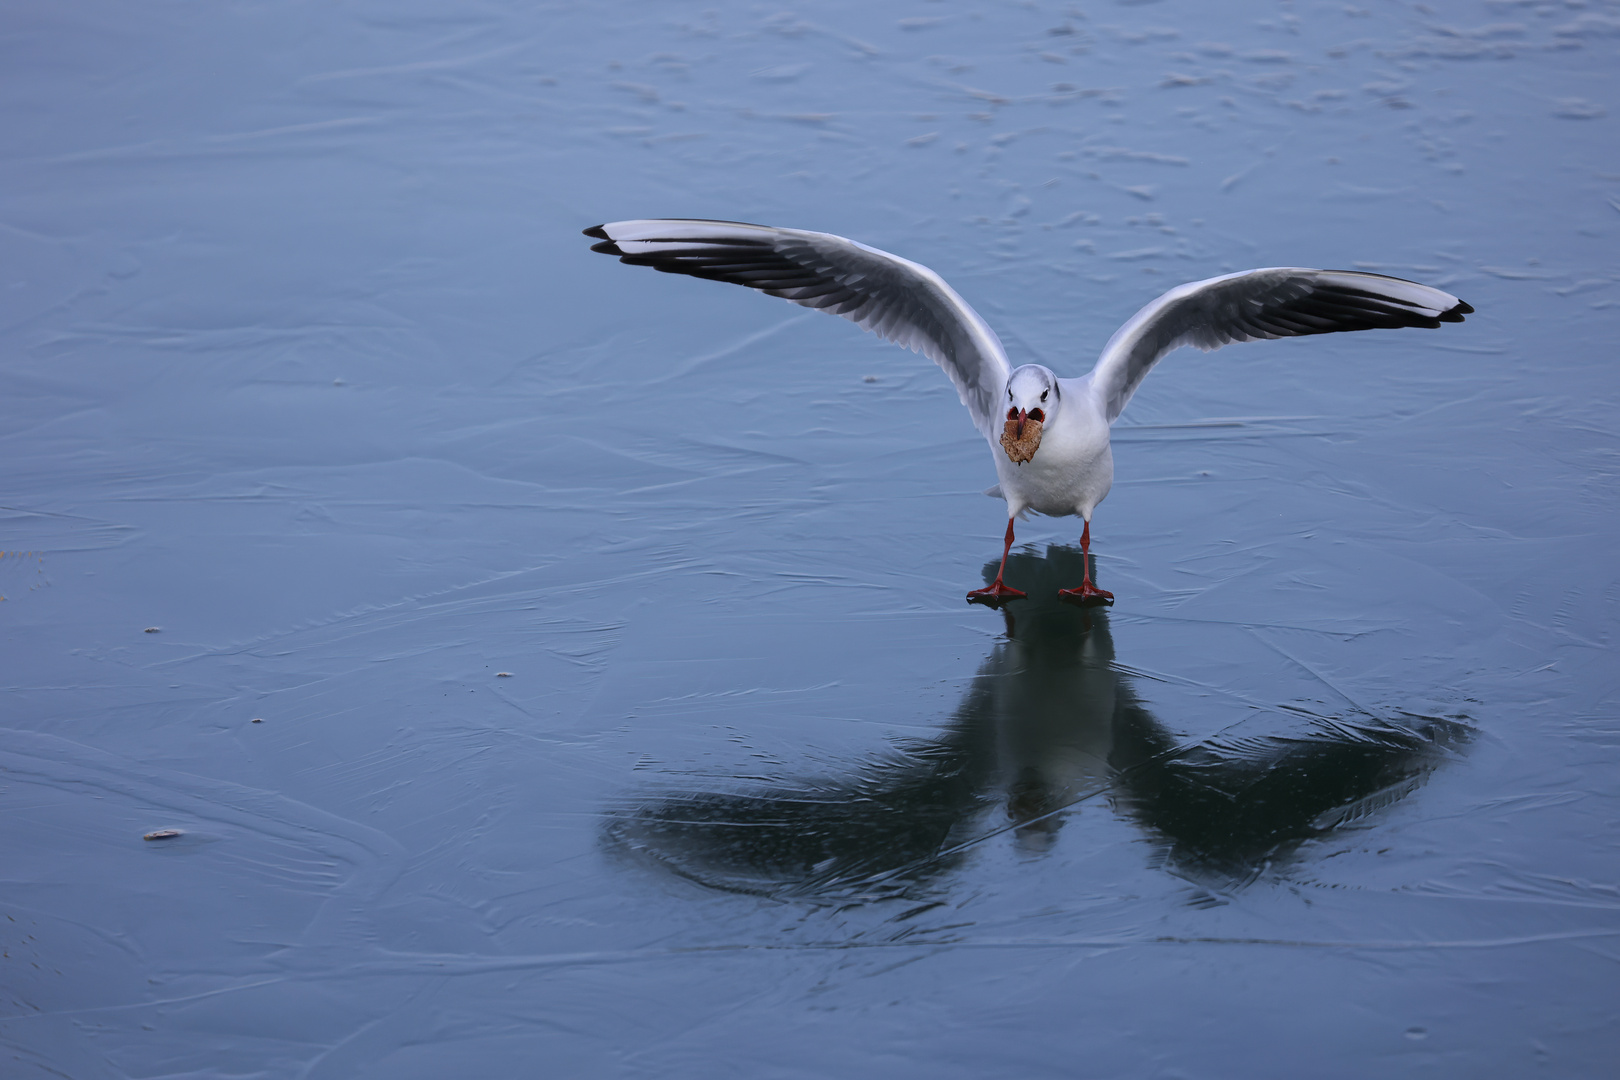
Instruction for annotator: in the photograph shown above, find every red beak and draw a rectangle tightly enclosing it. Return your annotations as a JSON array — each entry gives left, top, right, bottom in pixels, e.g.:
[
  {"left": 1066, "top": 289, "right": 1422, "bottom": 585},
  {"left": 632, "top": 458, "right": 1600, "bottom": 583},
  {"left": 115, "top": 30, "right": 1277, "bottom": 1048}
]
[{"left": 1015, "top": 408, "right": 1027, "bottom": 438}]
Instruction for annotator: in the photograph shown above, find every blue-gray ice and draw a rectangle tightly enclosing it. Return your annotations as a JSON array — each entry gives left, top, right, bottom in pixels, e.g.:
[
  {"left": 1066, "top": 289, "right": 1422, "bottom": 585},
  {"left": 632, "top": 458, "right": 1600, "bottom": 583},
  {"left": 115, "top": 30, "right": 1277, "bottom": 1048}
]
[{"left": 2, "top": 2, "right": 1617, "bottom": 1078}]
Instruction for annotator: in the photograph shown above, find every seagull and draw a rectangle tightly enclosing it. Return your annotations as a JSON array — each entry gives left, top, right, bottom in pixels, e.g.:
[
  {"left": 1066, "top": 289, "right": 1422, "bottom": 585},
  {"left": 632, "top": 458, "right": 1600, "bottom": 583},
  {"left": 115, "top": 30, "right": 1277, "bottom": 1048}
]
[{"left": 584, "top": 219, "right": 1473, "bottom": 607}]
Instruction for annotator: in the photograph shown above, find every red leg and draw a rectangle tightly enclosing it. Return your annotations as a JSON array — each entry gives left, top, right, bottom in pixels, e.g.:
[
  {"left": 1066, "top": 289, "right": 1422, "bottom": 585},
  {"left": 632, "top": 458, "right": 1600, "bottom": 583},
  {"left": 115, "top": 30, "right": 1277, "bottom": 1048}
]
[
  {"left": 966, "top": 517, "right": 1027, "bottom": 607},
  {"left": 1058, "top": 520, "right": 1114, "bottom": 606}
]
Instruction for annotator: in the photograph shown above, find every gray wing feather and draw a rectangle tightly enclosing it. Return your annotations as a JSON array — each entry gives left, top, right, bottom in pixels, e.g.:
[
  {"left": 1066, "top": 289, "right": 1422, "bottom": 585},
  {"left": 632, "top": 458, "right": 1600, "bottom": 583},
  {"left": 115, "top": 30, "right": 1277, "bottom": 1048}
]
[
  {"left": 585, "top": 219, "right": 1012, "bottom": 440},
  {"left": 1088, "top": 268, "right": 1474, "bottom": 424}
]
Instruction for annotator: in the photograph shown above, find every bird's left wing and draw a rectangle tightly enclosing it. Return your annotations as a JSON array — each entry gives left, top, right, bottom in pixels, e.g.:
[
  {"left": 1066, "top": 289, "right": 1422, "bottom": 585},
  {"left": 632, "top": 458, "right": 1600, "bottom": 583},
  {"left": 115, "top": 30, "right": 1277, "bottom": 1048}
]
[
  {"left": 585, "top": 219, "right": 1012, "bottom": 440},
  {"left": 1087, "top": 268, "right": 1474, "bottom": 424}
]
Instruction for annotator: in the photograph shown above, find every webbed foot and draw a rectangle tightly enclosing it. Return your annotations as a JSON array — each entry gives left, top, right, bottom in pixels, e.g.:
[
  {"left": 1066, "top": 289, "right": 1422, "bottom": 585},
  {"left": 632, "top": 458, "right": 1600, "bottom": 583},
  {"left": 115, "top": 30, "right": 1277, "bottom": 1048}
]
[
  {"left": 1057, "top": 582, "right": 1114, "bottom": 607},
  {"left": 967, "top": 580, "right": 1027, "bottom": 608}
]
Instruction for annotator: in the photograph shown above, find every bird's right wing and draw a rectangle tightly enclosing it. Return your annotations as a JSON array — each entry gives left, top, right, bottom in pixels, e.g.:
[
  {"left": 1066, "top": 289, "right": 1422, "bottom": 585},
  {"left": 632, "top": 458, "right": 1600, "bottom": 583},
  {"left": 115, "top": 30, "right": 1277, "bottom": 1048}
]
[
  {"left": 1087, "top": 268, "right": 1473, "bottom": 424},
  {"left": 585, "top": 219, "right": 1012, "bottom": 441}
]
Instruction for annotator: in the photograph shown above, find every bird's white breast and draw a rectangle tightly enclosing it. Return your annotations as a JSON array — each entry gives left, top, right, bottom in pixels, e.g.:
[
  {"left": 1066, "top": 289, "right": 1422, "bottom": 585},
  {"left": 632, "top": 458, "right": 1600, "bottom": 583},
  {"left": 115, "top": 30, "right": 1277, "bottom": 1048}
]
[{"left": 990, "top": 383, "right": 1114, "bottom": 519}]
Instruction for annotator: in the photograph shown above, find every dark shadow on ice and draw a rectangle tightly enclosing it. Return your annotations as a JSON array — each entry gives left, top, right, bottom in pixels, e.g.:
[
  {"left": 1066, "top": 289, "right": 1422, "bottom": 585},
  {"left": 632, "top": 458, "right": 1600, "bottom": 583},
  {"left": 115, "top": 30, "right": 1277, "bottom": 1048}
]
[{"left": 602, "top": 546, "right": 1471, "bottom": 901}]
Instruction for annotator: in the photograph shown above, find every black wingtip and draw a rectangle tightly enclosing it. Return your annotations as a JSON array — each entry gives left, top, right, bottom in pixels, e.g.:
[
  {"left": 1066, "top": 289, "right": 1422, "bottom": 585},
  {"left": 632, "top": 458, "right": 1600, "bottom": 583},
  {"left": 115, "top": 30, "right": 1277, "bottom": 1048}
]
[
  {"left": 1439, "top": 299, "right": 1474, "bottom": 322},
  {"left": 582, "top": 225, "right": 610, "bottom": 240},
  {"left": 588, "top": 239, "right": 624, "bottom": 256}
]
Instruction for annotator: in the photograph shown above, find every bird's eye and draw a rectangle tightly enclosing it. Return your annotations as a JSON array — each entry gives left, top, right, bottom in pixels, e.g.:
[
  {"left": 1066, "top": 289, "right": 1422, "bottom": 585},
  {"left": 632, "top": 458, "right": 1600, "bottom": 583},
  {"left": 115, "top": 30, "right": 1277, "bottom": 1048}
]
[
  {"left": 1006, "top": 407, "right": 1018, "bottom": 421},
  {"left": 1040, "top": 390, "right": 1049, "bottom": 402},
  {"left": 1029, "top": 408, "right": 1045, "bottom": 423}
]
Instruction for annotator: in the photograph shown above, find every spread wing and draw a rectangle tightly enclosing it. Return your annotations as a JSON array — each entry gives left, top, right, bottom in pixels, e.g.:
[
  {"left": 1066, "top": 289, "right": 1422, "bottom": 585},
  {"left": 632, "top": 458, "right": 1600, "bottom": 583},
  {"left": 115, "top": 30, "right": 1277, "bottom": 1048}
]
[
  {"left": 585, "top": 219, "right": 1012, "bottom": 440},
  {"left": 1088, "top": 268, "right": 1474, "bottom": 423}
]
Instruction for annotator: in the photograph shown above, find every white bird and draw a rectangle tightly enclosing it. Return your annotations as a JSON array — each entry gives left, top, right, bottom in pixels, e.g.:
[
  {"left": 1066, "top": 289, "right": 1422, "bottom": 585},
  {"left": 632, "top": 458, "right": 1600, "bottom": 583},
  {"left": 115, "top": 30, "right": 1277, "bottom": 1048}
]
[{"left": 585, "top": 219, "right": 1473, "bottom": 607}]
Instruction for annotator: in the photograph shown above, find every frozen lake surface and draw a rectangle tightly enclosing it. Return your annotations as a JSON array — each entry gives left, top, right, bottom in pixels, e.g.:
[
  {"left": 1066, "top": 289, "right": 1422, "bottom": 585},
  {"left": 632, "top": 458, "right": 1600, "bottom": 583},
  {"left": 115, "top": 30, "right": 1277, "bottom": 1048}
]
[{"left": 3, "top": 1, "right": 1617, "bottom": 1076}]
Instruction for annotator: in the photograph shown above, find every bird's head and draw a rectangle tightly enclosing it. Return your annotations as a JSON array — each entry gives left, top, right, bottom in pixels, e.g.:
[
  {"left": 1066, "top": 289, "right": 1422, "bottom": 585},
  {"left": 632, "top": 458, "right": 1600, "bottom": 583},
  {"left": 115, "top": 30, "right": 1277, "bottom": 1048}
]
[{"left": 1000, "top": 365, "right": 1059, "bottom": 465}]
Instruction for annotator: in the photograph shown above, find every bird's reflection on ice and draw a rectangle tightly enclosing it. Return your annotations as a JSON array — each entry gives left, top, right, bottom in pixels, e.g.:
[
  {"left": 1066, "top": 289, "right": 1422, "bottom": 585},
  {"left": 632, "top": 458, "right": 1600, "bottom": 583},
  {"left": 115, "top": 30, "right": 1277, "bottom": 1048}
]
[{"left": 603, "top": 547, "right": 1470, "bottom": 901}]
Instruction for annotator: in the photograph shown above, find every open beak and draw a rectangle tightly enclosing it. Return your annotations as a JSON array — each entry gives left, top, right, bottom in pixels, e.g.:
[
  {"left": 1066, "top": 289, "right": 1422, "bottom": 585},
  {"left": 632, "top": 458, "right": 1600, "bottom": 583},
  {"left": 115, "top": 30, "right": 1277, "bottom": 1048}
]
[{"left": 1000, "top": 407, "right": 1043, "bottom": 465}]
